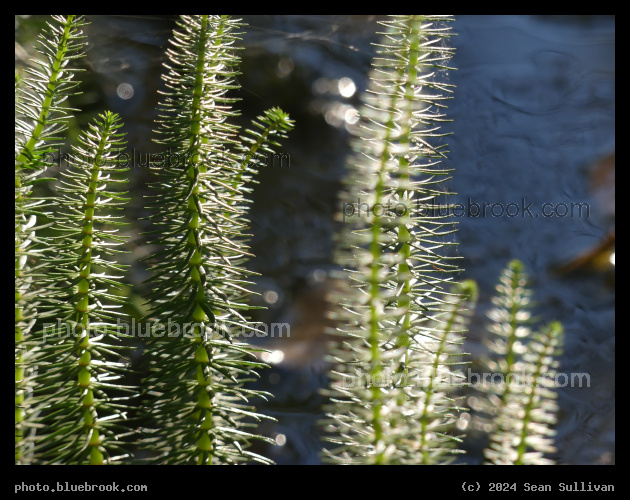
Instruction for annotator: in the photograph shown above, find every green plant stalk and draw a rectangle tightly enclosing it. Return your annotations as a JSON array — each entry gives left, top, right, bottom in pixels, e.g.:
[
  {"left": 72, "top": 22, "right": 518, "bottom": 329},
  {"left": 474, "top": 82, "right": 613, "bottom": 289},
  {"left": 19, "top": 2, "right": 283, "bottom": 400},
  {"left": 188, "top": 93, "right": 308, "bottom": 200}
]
[
  {"left": 73, "top": 113, "right": 120, "bottom": 465},
  {"left": 145, "top": 15, "right": 225, "bottom": 463},
  {"left": 142, "top": 15, "right": 292, "bottom": 464},
  {"left": 394, "top": 18, "right": 421, "bottom": 399},
  {"left": 482, "top": 261, "right": 564, "bottom": 465},
  {"left": 235, "top": 108, "right": 293, "bottom": 187},
  {"left": 188, "top": 16, "right": 216, "bottom": 456},
  {"left": 501, "top": 261, "right": 527, "bottom": 372},
  {"left": 324, "top": 15, "right": 460, "bottom": 465},
  {"left": 513, "top": 322, "right": 563, "bottom": 464},
  {"left": 481, "top": 260, "right": 536, "bottom": 446},
  {"left": 15, "top": 15, "right": 86, "bottom": 463},
  {"left": 15, "top": 18, "right": 75, "bottom": 168},
  {"left": 418, "top": 282, "right": 475, "bottom": 463},
  {"left": 494, "top": 265, "right": 523, "bottom": 420},
  {"left": 366, "top": 73, "right": 397, "bottom": 461},
  {"left": 187, "top": 19, "right": 215, "bottom": 456},
  {"left": 369, "top": 17, "right": 425, "bottom": 462},
  {"left": 484, "top": 322, "right": 563, "bottom": 465},
  {"left": 28, "top": 111, "right": 133, "bottom": 464}
]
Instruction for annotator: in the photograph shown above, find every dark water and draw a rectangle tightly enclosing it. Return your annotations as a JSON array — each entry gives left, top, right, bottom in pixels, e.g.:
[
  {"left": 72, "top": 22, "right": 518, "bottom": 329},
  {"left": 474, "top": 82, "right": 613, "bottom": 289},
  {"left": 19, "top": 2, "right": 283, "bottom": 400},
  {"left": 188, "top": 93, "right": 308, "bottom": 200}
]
[
  {"left": 448, "top": 15, "right": 615, "bottom": 466},
  {"left": 18, "top": 15, "right": 614, "bottom": 465}
]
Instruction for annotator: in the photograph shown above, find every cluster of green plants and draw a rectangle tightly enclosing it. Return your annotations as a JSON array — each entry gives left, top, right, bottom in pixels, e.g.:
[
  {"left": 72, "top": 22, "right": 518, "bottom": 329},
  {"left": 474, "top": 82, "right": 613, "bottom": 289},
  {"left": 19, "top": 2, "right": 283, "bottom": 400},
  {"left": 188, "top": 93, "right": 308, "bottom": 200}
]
[
  {"left": 15, "top": 14, "right": 564, "bottom": 465},
  {"left": 320, "top": 15, "right": 563, "bottom": 465}
]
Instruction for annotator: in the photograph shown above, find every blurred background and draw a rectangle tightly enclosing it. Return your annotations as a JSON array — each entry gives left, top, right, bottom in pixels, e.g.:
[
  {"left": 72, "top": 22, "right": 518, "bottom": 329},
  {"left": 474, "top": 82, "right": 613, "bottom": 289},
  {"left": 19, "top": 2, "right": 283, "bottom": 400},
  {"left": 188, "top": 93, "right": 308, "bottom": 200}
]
[{"left": 16, "top": 15, "right": 614, "bottom": 464}]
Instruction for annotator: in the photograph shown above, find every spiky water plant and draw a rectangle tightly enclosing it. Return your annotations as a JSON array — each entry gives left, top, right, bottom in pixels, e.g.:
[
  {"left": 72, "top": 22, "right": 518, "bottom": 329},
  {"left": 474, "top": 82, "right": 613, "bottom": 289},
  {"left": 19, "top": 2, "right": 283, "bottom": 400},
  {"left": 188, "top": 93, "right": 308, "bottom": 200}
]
[
  {"left": 15, "top": 14, "right": 570, "bottom": 467},
  {"left": 480, "top": 260, "right": 564, "bottom": 465},
  {"left": 15, "top": 15, "right": 87, "bottom": 463},
  {"left": 27, "top": 111, "right": 134, "bottom": 465},
  {"left": 140, "top": 15, "right": 294, "bottom": 465},
  {"left": 322, "top": 15, "right": 469, "bottom": 464}
]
